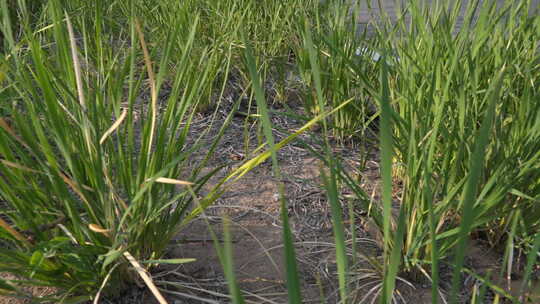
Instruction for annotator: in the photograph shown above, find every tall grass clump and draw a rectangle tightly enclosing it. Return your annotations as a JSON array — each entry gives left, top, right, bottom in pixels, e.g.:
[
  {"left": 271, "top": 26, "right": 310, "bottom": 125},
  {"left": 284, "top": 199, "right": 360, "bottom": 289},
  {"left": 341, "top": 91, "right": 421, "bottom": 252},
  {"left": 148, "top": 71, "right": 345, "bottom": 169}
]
[
  {"left": 179, "top": 0, "right": 321, "bottom": 105},
  {"left": 288, "top": 1, "right": 540, "bottom": 302},
  {"left": 32, "top": 0, "right": 322, "bottom": 111},
  {"left": 220, "top": 0, "right": 539, "bottom": 302},
  {"left": 1, "top": 0, "right": 538, "bottom": 303},
  {"left": 74, "top": 0, "right": 321, "bottom": 109},
  {"left": 385, "top": 0, "right": 539, "bottom": 270},
  {"left": 0, "top": 0, "right": 239, "bottom": 301},
  {"left": 292, "top": 1, "right": 380, "bottom": 140},
  {"left": 312, "top": 0, "right": 539, "bottom": 302}
]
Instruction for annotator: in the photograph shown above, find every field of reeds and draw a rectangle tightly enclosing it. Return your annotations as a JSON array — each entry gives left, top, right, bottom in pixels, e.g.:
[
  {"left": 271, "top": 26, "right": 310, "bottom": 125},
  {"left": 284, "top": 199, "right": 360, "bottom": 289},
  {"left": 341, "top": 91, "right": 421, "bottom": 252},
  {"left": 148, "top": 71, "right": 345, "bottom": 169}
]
[{"left": 0, "top": 0, "right": 539, "bottom": 303}]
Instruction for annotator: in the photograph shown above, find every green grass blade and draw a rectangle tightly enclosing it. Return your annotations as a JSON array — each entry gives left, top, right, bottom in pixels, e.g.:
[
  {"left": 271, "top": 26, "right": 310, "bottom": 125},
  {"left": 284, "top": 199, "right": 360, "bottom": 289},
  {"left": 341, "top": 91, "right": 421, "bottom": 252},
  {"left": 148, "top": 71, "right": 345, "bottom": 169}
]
[
  {"left": 186, "top": 186, "right": 245, "bottom": 304},
  {"left": 280, "top": 194, "right": 303, "bottom": 304},
  {"left": 449, "top": 68, "right": 505, "bottom": 304},
  {"left": 378, "top": 50, "right": 397, "bottom": 304},
  {"left": 303, "top": 18, "right": 349, "bottom": 303},
  {"left": 322, "top": 163, "right": 349, "bottom": 303},
  {"left": 243, "top": 31, "right": 302, "bottom": 303},
  {"left": 221, "top": 217, "right": 245, "bottom": 304},
  {"left": 385, "top": 206, "right": 407, "bottom": 304}
]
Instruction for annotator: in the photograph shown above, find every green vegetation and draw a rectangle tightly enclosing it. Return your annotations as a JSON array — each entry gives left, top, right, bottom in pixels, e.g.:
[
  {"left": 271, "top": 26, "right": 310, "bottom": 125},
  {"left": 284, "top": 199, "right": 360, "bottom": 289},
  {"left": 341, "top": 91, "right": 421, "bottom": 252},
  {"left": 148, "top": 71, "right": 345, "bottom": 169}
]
[
  {"left": 1, "top": 0, "right": 539, "bottom": 303},
  {"left": 0, "top": 0, "right": 239, "bottom": 300}
]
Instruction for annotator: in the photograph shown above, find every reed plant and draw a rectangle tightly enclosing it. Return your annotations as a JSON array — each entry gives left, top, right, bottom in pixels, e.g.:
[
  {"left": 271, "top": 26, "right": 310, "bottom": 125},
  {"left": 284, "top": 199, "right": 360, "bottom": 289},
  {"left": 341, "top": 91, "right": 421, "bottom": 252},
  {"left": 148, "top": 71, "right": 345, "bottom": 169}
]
[
  {"left": 312, "top": 0, "right": 540, "bottom": 302},
  {"left": 379, "top": 0, "right": 539, "bottom": 272},
  {"left": 226, "top": 0, "right": 539, "bottom": 303},
  {"left": 2, "top": 0, "right": 539, "bottom": 303},
  {"left": 292, "top": 1, "right": 380, "bottom": 140},
  {"left": 0, "top": 1, "right": 337, "bottom": 301},
  {"left": 84, "top": 0, "right": 320, "bottom": 108},
  {"left": 0, "top": 0, "right": 239, "bottom": 301}
]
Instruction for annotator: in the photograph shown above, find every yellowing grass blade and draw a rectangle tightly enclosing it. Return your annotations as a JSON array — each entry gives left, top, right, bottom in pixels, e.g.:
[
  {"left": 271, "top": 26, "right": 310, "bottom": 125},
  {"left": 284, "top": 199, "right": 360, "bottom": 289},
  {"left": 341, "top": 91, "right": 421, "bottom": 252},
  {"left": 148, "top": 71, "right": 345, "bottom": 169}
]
[
  {"left": 93, "top": 267, "right": 115, "bottom": 304},
  {"left": 65, "top": 12, "right": 85, "bottom": 111},
  {"left": 0, "top": 118, "right": 31, "bottom": 151},
  {"left": 223, "top": 98, "right": 354, "bottom": 184},
  {"left": 184, "top": 99, "right": 354, "bottom": 224},
  {"left": 88, "top": 224, "right": 111, "bottom": 236},
  {"left": 59, "top": 172, "right": 96, "bottom": 217},
  {"left": 0, "top": 159, "right": 40, "bottom": 173},
  {"left": 0, "top": 217, "right": 30, "bottom": 245},
  {"left": 152, "top": 177, "right": 194, "bottom": 186},
  {"left": 100, "top": 109, "right": 128, "bottom": 145},
  {"left": 134, "top": 18, "right": 157, "bottom": 159},
  {"left": 123, "top": 251, "right": 168, "bottom": 304}
]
